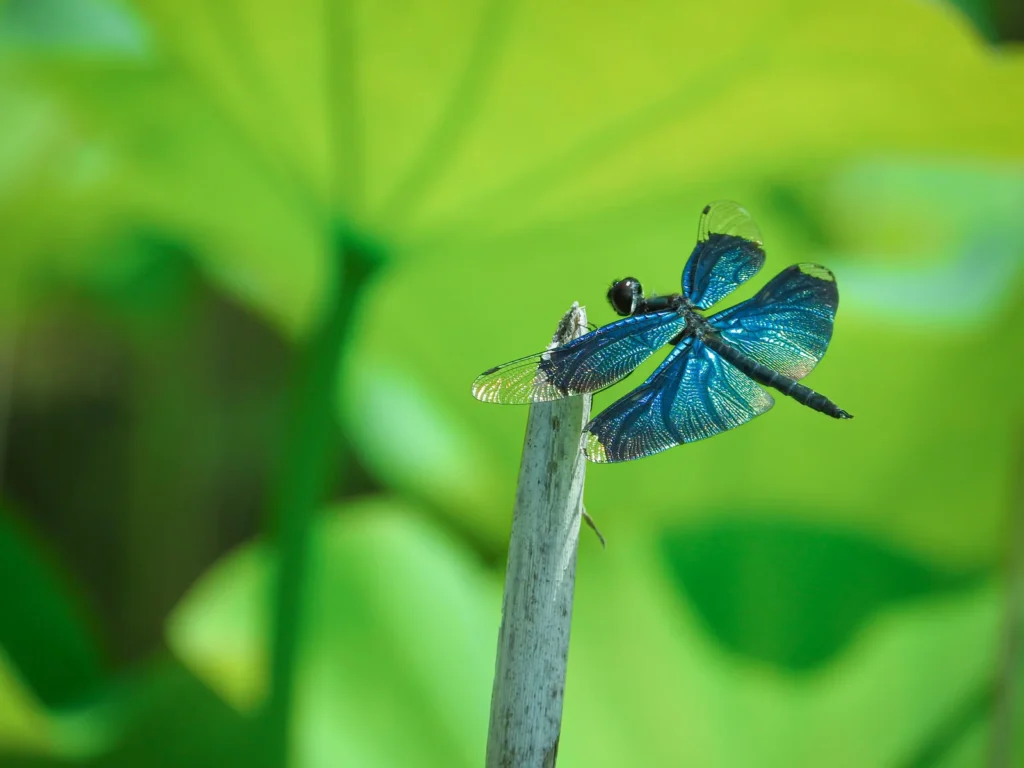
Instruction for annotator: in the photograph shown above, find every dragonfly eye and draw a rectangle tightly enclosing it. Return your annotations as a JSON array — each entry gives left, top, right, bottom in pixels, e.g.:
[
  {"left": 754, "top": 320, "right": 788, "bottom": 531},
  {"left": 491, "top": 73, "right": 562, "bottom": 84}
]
[{"left": 608, "top": 277, "right": 643, "bottom": 316}]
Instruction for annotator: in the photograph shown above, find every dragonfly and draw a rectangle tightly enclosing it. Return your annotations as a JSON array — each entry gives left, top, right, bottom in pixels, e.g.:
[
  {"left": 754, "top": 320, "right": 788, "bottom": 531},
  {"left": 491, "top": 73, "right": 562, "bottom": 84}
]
[{"left": 471, "top": 201, "right": 852, "bottom": 463}]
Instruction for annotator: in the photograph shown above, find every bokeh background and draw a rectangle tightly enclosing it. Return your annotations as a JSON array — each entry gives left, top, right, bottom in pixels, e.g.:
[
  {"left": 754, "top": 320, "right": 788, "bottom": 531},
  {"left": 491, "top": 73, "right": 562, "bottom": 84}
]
[{"left": 1, "top": 0, "right": 1023, "bottom": 766}]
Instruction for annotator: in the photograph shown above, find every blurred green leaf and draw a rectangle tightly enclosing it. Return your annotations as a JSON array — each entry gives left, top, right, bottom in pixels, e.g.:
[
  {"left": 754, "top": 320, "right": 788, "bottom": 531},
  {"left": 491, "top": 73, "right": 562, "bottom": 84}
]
[
  {"left": 825, "top": 158, "right": 1024, "bottom": 256},
  {"left": 82, "top": 661, "right": 271, "bottom": 768},
  {"left": 164, "top": 539, "right": 267, "bottom": 712},
  {"left": 556, "top": 529, "right": 1001, "bottom": 767},
  {"left": 0, "top": 0, "right": 501, "bottom": 334},
  {"left": 166, "top": 498, "right": 499, "bottom": 768},
  {"left": 164, "top": 497, "right": 1005, "bottom": 768},
  {"left": 940, "top": 0, "right": 999, "bottom": 43},
  {"left": 0, "top": 64, "right": 123, "bottom": 326},
  {"left": 0, "top": 647, "right": 54, "bottom": 756},
  {"left": 823, "top": 159, "right": 1024, "bottom": 328},
  {"left": 0, "top": 0, "right": 147, "bottom": 57},
  {"left": 341, "top": 361, "right": 501, "bottom": 522},
  {"left": 7, "top": 0, "right": 1021, "bottom": 332},
  {"left": 0, "top": 659, "right": 273, "bottom": 768},
  {"left": 0, "top": 506, "right": 103, "bottom": 709},
  {"left": 659, "top": 516, "right": 986, "bottom": 672},
  {"left": 7, "top": 61, "right": 331, "bottom": 336}
]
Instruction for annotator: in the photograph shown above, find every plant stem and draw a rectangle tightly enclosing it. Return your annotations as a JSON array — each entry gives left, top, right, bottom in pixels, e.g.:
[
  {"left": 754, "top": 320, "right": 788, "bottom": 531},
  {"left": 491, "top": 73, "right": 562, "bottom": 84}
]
[
  {"left": 486, "top": 303, "right": 591, "bottom": 768},
  {"left": 264, "top": 231, "right": 378, "bottom": 767},
  {"left": 989, "top": 427, "right": 1024, "bottom": 767}
]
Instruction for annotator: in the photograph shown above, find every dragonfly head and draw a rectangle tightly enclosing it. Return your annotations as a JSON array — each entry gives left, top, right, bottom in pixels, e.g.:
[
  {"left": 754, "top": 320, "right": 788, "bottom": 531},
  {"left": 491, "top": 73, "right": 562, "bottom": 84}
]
[{"left": 608, "top": 277, "right": 644, "bottom": 316}]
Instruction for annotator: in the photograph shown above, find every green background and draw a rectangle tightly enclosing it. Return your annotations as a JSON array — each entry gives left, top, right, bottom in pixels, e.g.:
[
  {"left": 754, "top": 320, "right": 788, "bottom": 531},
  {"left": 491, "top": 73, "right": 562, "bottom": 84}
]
[{"left": 1, "top": 0, "right": 1023, "bottom": 765}]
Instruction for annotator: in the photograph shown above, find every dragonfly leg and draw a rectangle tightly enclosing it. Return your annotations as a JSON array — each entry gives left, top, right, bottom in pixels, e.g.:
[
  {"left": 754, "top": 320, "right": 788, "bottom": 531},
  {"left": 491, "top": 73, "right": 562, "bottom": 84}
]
[{"left": 582, "top": 506, "right": 606, "bottom": 548}]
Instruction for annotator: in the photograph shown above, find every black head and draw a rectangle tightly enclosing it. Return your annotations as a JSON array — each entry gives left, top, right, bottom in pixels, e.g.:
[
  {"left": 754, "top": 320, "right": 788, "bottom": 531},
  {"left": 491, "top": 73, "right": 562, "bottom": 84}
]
[{"left": 607, "top": 277, "right": 644, "bottom": 316}]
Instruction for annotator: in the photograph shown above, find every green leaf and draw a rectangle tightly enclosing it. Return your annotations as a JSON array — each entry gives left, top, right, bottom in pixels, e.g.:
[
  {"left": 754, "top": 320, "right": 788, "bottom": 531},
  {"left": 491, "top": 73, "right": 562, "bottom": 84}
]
[
  {"left": 556, "top": 529, "right": 1001, "bottom": 767},
  {"left": 164, "top": 498, "right": 1004, "bottom": 767},
  {"left": 340, "top": 361, "right": 502, "bottom": 530},
  {"left": 8, "top": 0, "right": 1021, "bottom": 334},
  {"left": 939, "top": 0, "right": 1000, "bottom": 43},
  {"left": 0, "top": 659, "right": 274, "bottom": 768},
  {"left": 658, "top": 516, "right": 986, "bottom": 672},
  {"left": 0, "top": 0, "right": 148, "bottom": 57},
  {"left": 166, "top": 498, "right": 499, "bottom": 768},
  {"left": 0, "top": 647, "right": 55, "bottom": 757},
  {"left": 85, "top": 662, "right": 271, "bottom": 768},
  {"left": 0, "top": 506, "right": 103, "bottom": 709}
]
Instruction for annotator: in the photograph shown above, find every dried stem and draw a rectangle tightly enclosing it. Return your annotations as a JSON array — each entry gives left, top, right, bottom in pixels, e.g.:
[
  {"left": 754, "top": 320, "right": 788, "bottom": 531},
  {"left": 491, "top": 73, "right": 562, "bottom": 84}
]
[{"left": 486, "top": 303, "right": 591, "bottom": 768}]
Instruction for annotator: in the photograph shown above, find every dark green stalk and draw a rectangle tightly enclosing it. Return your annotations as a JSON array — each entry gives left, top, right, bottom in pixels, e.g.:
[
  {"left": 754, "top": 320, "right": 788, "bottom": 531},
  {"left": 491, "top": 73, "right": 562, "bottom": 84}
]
[
  {"left": 989, "top": 428, "right": 1024, "bottom": 767},
  {"left": 897, "top": 682, "right": 990, "bottom": 768},
  {"left": 264, "top": 231, "right": 379, "bottom": 767}
]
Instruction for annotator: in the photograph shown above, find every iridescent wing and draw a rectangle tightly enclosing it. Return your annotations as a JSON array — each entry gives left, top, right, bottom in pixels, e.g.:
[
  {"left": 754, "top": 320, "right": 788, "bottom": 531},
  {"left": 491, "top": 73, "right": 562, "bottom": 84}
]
[
  {"left": 682, "top": 201, "right": 766, "bottom": 310},
  {"left": 582, "top": 337, "right": 774, "bottom": 462},
  {"left": 472, "top": 311, "right": 686, "bottom": 404},
  {"left": 708, "top": 263, "right": 838, "bottom": 380}
]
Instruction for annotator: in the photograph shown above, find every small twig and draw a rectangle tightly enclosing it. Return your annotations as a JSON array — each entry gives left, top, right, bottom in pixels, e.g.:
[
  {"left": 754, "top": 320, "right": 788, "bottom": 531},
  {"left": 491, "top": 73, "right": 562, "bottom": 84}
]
[{"left": 486, "top": 303, "right": 591, "bottom": 768}]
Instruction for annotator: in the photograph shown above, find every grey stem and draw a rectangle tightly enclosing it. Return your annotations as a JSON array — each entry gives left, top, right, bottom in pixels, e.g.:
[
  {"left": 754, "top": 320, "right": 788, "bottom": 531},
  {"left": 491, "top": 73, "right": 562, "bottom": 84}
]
[{"left": 485, "top": 303, "right": 592, "bottom": 768}]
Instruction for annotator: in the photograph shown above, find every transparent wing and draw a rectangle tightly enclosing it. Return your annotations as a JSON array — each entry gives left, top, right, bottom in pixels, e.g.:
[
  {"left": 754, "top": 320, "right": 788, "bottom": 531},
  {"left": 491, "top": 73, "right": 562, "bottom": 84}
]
[
  {"left": 582, "top": 337, "right": 774, "bottom": 462},
  {"left": 472, "top": 311, "right": 686, "bottom": 404},
  {"left": 709, "top": 263, "right": 838, "bottom": 380},
  {"left": 682, "top": 201, "right": 766, "bottom": 310}
]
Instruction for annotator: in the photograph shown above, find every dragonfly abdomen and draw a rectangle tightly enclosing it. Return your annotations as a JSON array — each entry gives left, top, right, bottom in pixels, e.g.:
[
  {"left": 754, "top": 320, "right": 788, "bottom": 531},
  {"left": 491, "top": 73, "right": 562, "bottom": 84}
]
[{"left": 703, "top": 334, "right": 852, "bottom": 420}]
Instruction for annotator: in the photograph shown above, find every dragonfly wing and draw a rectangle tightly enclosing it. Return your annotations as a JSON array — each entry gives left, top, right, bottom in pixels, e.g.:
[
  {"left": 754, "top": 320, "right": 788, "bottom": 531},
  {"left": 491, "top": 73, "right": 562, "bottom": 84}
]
[
  {"left": 709, "top": 263, "right": 838, "bottom": 380},
  {"left": 682, "top": 201, "right": 766, "bottom": 310},
  {"left": 583, "top": 337, "right": 774, "bottom": 462},
  {"left": 472, "top": 311, "right": 686, "bottom": 404}
]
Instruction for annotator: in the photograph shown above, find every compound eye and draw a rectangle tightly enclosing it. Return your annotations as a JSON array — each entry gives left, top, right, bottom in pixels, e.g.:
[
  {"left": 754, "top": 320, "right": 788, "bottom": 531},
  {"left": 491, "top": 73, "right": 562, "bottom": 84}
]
[{"left": 607, "top": 278, "right": 641, "bottom": 316}]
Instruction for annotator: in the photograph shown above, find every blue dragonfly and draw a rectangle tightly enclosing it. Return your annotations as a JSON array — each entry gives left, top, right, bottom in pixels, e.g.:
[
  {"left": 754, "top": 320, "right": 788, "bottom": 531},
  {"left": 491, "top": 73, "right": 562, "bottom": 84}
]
[{"left": 472, "top": 201, "right": 852, "bottom": 463}]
